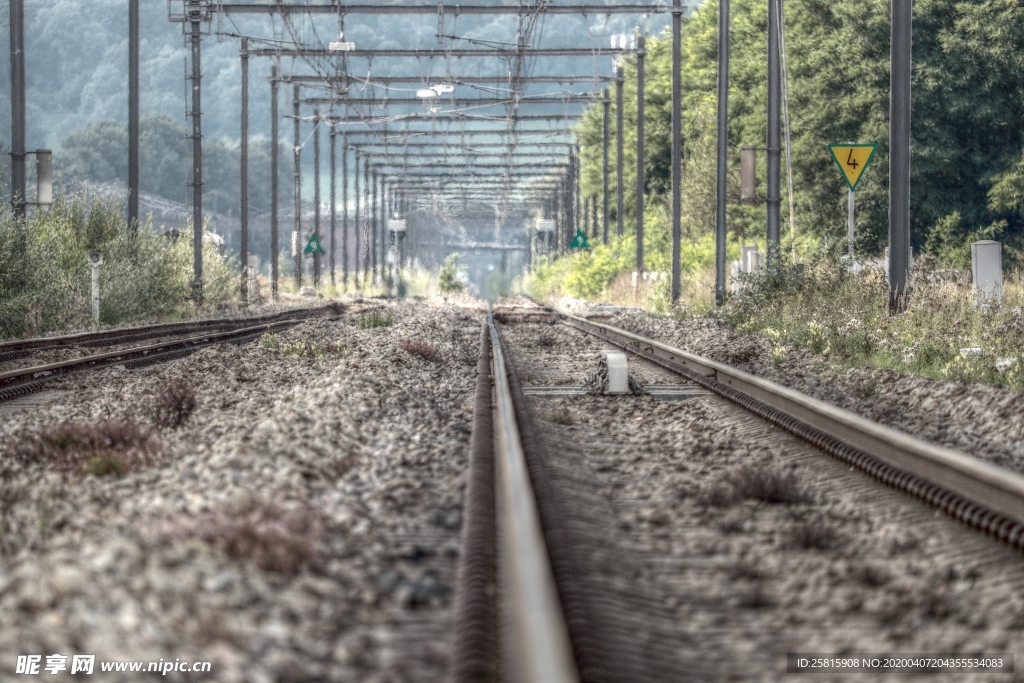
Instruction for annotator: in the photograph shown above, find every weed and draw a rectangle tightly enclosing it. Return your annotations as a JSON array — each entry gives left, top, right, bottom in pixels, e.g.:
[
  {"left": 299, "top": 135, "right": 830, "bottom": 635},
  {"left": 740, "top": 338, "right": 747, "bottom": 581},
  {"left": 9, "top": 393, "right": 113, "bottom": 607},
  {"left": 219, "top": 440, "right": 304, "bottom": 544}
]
[
  {"left": 858, "top": 377, "right": 878, "bottom": 397},
  {"left": 543, "top": 406, "right": 575, "bottom": 425},
  {"left": 537, "top": 334, "right": 557, "bottom": 347},
  {"left": 699, "top": 462, "right": 810, "bottom": 506},
  {"left": 398, "top": 339, "right": 445, "bottom": 364},
  {"left": 259, "top": 332, "right": 280, "bottom": 349},
  {"left": 18, "top": 419, "right": 160, "bottom": 476},
  {"left": 178, "top": 503, "right": 323, "bottom": 574},
  {"left": 282, "top": 341, "right": 342, "bottom": 358},
  {"left": 359, "top": 310, "right": 393, "bottom": 329},
  {"left": 788, "top": 521, "right": 846, "bottom": 551},
  {"left": 261, "top": 333, "right": 343, "bottom": 358},
  {"left": 152, "top": 377, "right": 197, "bottom": 429}
]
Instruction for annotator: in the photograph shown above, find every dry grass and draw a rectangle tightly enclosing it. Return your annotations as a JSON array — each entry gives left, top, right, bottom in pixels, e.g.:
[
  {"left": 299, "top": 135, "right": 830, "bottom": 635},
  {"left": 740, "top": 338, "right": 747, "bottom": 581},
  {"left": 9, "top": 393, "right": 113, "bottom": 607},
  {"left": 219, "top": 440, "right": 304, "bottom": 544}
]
[
  {"left": 699, "top": 462, "right": 810, "bottom": 506},
  {"left": 537, "top": 334, "right": 557, "bottom": 347},
  {"left": 17, "top": 419, "right": 161, "bottom": 477},
  {"left": 172, "top": 502, "right": 324, "bottom": 575},
  {"left": 398, "top": 339, "right": 445, "bottom": 364},
  {"left": 543, "top": 406, "right": 575, "bottom": 425},
  {"left": 152, "top": 377, "right": 197, "bottom": 429}
]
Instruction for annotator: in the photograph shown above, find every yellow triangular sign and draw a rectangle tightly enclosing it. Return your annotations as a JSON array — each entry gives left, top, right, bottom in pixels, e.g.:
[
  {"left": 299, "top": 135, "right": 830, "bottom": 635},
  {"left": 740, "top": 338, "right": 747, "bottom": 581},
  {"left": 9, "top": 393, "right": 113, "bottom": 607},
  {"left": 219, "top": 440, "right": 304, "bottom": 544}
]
[{"left": 827, "top": 143, "right": 878, "bottom": 191}]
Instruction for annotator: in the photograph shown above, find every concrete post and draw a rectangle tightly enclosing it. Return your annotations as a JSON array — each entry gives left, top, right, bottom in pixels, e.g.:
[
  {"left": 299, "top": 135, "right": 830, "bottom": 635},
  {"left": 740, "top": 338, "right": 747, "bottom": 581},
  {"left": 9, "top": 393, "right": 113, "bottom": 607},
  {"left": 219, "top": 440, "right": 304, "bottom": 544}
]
[{"left": 972, "top": 241, "right": 1002, "bottom": 305}]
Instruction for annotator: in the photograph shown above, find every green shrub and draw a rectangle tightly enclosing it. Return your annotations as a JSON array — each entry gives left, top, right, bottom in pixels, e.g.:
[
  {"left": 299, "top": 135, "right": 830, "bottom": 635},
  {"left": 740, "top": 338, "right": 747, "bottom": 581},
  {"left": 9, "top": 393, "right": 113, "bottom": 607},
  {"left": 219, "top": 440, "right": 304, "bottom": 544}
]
[
  {"left": 438, "top": 253, "right": 467, "bottom": 293},
  {"left": 0, "top": 193, "right": 235, "bottom": 339}
]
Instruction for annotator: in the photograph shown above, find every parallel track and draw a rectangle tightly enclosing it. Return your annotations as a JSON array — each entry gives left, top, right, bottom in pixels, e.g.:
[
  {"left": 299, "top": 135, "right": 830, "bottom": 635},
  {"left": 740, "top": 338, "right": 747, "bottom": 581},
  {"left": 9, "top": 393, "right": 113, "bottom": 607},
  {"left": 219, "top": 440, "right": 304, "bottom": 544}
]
[{"left": 0, "top": 305, "right": 342, "bottom": 403}]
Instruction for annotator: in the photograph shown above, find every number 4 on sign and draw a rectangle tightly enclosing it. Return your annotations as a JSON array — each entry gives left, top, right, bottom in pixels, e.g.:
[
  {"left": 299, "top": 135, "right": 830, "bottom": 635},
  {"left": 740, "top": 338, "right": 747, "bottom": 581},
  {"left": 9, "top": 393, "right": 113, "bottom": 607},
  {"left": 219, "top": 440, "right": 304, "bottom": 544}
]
[{"left": 827, "top": 143, "right": 878, "bottom": 191}]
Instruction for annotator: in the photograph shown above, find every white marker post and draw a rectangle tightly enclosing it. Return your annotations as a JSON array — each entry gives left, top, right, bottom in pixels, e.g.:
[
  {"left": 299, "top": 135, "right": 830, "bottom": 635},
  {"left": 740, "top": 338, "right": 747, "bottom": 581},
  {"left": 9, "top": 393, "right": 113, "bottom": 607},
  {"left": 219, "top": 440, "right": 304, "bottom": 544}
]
[{"left": 88, "top": 251, "right": 103, "bottom": 323}]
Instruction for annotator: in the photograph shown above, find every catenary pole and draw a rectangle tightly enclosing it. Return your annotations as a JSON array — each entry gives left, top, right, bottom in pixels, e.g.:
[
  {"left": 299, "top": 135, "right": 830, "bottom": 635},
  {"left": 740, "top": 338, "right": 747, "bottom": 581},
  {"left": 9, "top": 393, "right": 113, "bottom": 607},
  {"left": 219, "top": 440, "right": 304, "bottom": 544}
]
[
  {"left": 616, "top": 66, "right": 625, "bottom": 237},
  {"left": 293, "top": 85, "right": 302, "bottom": 288},
  {"left": 602, "top": 89, "right": 610, "bottom": 244},
  {"left": 330, "top": 129, "right": 336, "bottom": 286},
  {"left": 889, "top": 0, "right": 912, "bottom": 311},
  {"left": 354, "top": 151, "right": 361, "bottom": 288},
  {"left": 313, "top": 107, "right": 322, "bottom": 286},
  {"left": 636, "top": 35, "right": 646, "bottom": 276},
  {"left": 715, "top": 0, "right": 730, "bottom": 305},
  {"left": 363, "top": 155, "right": 370, "bottom": 282},
  {"left": 766, "top": 0, "right": 782, "bottom": 260},
  {"left": 189, "top": 6, "right": 203, "bottom": 302},
  {"left": 342, "top": 134, "right": 349, "bottom": 287},
  {"left": 372, "top": 170, "right": 378, "bottom": 282},
  {"left": 9, "top": 0, "right": 25, "bottom": 217},
  {"left": 671, "top": 0, "right": 682, "bottom": 302},
  {"left": 239, "top": 37, "right": 249, "bottom": 297},
  {"left": 270, "top": 66, "right": 279, "bottom": 298},
  {"left": 128, "top": 0, "right": 140, "bottom": 235}
]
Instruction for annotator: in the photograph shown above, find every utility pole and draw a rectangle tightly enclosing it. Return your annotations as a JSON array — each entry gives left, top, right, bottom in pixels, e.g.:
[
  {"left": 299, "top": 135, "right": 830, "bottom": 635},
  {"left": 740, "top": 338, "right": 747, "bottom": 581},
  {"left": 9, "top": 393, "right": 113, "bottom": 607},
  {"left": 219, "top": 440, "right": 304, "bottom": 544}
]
[
  {"left": 354, "top": 151, "right": 361, "bottom": 288},
  {"left": 766, "top": 0, "right": 782, "bottom": 261},
  {"left": 671, "top": 0, "right": 682, "bottom": 302},
  {"left": 9, "top": 0, "right": 25, "bottom": 217},
  {"left": 363, "top": 155, "right": 370, "bottom": 282},
  {"left": 890, "top": 0, "right": 912, "bottom": 311},
  {"left": 270, "top": 66, "right": 279, "bottom": 298},
  {"left": 128, "top": 0, "right": 140, "bottom": 235},
  {"left": 239, "top": 37, "right": 249, "bottom": 298},
  {"left": 342, "top": 134, "right": 349, "bottom": 287},
  {"left": 330, "top": 128, "right": 336, "bottom": 286},
  {"left": 293, "top": 84, "right": 302, "bottom": 288},
  {"left": 716, "top": 0, "right": 730, "bottom": 305},
  {"left": 313, "top": 107, "right": 322, "bottom": 287},
  {"left": 372, "top": 170, "right": 378, "bottom": 282},
  {"left": 602, "top": 89, "right": 610, "bottom": 244},
  {"left": 616, "top": 66, "right": 625, "bottom": 237},
  {"left": 188, "top": 3, "right": 203, "bottom": 303},
  {"left": 636, "top": 35, "right": 646, "bottom": 276}
]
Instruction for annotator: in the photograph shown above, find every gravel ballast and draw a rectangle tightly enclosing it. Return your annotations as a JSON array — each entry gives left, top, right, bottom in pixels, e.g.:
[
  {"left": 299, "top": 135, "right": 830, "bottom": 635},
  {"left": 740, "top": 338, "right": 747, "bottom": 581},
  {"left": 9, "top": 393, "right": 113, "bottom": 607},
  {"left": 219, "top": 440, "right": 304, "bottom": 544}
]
[
  {"left": 551, "top": 297, "right": 1024, "bottom": 475},
  {"left": 0, "top": 299, "right": 481, "bottom": 682}
]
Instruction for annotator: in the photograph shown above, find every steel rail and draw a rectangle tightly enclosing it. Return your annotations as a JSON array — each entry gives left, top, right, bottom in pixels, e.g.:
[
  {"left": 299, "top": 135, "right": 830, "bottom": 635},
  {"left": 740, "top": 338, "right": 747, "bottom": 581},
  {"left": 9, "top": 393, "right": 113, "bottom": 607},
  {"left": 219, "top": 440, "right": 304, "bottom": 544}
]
[
  {"left": 0, "top": 306, "right": 335, "bottom": 354},
  {"left": 489, "top": 313, "right": 579, "bottom": 683},
  {"left": 559, "top": 311, "right": 1024, "bottom": 546},
  {"left": 0, "top": 318, "right": 323, "bottom": 399}
]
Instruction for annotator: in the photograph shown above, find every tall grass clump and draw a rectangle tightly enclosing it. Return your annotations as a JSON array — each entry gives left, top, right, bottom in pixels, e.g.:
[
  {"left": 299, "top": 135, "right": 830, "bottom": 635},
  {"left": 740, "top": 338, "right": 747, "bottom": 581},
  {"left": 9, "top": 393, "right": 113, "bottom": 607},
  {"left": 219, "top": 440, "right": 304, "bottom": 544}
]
[
  {"left": 0, "top": 193, "right": 235, "bottom": 339},
  {"left": 726, "top": 259, "right": 1024, "bottom": 390}
]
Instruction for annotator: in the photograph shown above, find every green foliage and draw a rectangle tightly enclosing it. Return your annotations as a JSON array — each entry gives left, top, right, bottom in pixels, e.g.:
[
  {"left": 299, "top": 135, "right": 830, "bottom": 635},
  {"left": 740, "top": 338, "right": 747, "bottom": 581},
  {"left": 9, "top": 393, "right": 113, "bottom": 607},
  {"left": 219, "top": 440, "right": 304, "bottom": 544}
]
[
  {"left": 564, "top": 0, "right": 1024, "bottom": 294},
  {"left": 358, "top": 310, "right": 393, "bottom": 329},
  {"left": 726, "top": 264, "right": 1024, "bottom": 390},
  {"left": 0, "top": 194, "right": 235, "bottom": 339},
  {"left": 438, "top": 253, "right": 467, "bottom": 293}
]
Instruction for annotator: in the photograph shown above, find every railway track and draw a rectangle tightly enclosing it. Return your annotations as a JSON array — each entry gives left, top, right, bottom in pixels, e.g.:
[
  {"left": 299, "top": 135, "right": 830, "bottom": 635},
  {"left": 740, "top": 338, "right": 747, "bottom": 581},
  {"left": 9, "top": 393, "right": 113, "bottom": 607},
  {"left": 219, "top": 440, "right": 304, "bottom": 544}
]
[
  {"left": 0, "top": 304, "right": 343, "bottom": 402},
  {"left": 455, "top": 305, "right": 1024, "bottom": 681}
]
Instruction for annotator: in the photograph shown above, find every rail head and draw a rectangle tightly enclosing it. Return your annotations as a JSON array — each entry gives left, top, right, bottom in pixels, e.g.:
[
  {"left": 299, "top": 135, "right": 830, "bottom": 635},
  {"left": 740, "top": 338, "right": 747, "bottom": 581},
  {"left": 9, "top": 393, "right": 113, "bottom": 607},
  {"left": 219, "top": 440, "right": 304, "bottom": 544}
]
[
  {"left": 489, "top": 316, "right": 579, "bottom": 683},
  {"left": 559, "top": 311, "right": 1024, "bottom": 525}
]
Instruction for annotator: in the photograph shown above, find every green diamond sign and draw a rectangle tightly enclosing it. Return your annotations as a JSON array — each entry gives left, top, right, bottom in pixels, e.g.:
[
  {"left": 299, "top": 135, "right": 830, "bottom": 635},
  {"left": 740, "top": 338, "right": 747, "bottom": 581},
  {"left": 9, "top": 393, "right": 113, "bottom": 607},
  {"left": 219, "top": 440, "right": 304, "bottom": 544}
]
[
  {"left": 570, "top": 228, "right": 591, "bottom": 250},
  {"left": 303, "top": 234, "right": 325, "bottom": 255}
]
